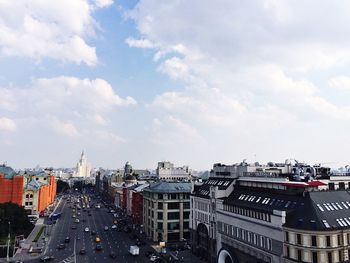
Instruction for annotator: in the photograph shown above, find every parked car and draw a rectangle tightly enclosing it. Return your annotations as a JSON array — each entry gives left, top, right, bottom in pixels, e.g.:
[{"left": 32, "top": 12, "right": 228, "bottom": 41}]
[
  {"left": 57, "top": 243, "right": 65, "bottom": 249},
  {"left": 79, "top": 248, "right": 86, "bottom": 255},
  {"left": 64, "top": 237, "right": 70, "bottom": 243},
  {"left": 109, "top": 252, "right": 116, "bottom": 258},
  {"left": 40, "top": 255, "right": 54, "bottom": 262},
  {"left": 95, "top": 244, "right": 102, "bottom": 251},
  {"left": 104, "top": 226, "right": 108, "bottom": 231},
  {"left": 84, "top": 227, "right": 89, "bottom": 232}
]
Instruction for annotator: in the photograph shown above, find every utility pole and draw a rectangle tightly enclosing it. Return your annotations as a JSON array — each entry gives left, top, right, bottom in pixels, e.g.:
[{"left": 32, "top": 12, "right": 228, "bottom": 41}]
[
  {"left": 6, "top": 221, "right": 10, "bottom": 262},
  {"left": 74, "top": 238, "right": 77, "bottom": 263}
]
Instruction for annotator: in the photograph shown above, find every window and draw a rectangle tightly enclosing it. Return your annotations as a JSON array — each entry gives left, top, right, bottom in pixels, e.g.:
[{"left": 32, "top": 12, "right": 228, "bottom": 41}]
[
  {"left": 329, "top": 182, "right": 335, "bottom": 190},
  {"left": 312, "top": 252, "right": 318, "bottom": 263},
  {"left": 158, "top": 202, "right": 163, "bottom": 209},
  {"left": 183, "top": 211, "right": 190, "bottom": 219},
  {"left": 183, "top": 222, "right": 189, "bottom": 229},
  {"left": 338, "top": 235, "right": 342, "bottom": 246},
  {"left": 297, "top": 234, "right": 302, "bottom": 245},
  {"left": 285, "top": 232, "right": 289, "bottom": 242},
  {"left": 168, "top": 202, "right": 179, "bottom": 209},
  {"left": 183, "top": 202, "right": 190, "bottom": 209},
  {"left": 168, "top": 222, "right": 179, "bottom": 230},
  {"left": 158, "top": 194, "right": 163, "bottom": 200},
  {"left": 326, "top": 236, "right": 331, "bottom": 247},
  {"left": 339, "top": 250, "right": 343, "bottom": 261},
  {"left": 312, "top": 235, "right": 317, "bottom": 247},
  {"left": 328, "top": 252, "right": 332, "bottom": 263},
  {"left": 297, "top": 250, "right": 302, "bottom": 262},
  {"left": 285, "top": 246, "right": 290, "bottom": 258},
  {"left": 170, "top": 194, "right": 177, "bottom": 200},
  {"left": 168, "top": 212, "right": 179, "bottom": 220},
  {"left": 157, "top": 222, "right": 163, "bottom": 230},
  {"left": 158, "top": 212, "right": 163, "bottom": 220},
  {"left": 339, "top": 182, "right": 345, "bottom": 190}
]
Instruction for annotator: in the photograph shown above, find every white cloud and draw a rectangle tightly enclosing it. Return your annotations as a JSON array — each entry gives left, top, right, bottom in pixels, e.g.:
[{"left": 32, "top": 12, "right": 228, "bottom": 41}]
[
  {"left": 51, "top": 118, "right": 79, "bottom": 137},
  {"left": 0, "top": 76, "right": 136, "bottom": 139},
  {"left": 126, "top": 37, "right": 155, "bottom": 49},
  {"left": 126, "top": 1, "right": 350, "bottom": 166},
  {"left": 0, "top": 117, "right": 16, "bottom": 132},
  {"left": 94, "top": 0, "right": 114, "bottom": 8},
  {"left": 0, "top": 0, "right": 113, "bottom": 65},
  {"left": 329, "top": 76, "right": 350, "bottom": 92}
]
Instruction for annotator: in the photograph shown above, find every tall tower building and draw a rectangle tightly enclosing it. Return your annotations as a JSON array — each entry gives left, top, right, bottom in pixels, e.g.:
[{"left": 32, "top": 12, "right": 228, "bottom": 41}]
[{"left": 73, "top": 151, "right": 91, "bottom": 178}]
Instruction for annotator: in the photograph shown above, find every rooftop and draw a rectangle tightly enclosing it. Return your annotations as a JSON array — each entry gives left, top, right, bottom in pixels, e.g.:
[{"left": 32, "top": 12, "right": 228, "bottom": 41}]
[
  {"left": 0, "top": 165, "right": 17, "bottom": 179},
  {"left": 144, "top": 181, "right": 191, "bottom": 193}
]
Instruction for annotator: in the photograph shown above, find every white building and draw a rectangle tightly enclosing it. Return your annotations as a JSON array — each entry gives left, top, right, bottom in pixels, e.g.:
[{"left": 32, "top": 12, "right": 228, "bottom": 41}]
[
  {"left": 156, "top": 161, "right": 191, "bottom": 181},
  {"left": 73, "top": 151, "right": 91, "bottom": 178}
]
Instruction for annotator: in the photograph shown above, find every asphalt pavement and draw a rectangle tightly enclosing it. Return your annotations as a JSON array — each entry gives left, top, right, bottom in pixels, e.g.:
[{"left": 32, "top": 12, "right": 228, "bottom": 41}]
[{"left": 16, "top": 193, "right": 204, "bottom": 263}]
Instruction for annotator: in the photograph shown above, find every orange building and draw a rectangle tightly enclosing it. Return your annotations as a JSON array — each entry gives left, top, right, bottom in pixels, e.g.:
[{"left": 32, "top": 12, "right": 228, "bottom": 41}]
[
  {"left": 24, "top": 172, "right": 57, "bottom": 214},
  {"left": 0, "top": 165, "right": 57, "bottom": 214},
  {"left": 0, "top": 165, "right": 24, "bottom": 206}
]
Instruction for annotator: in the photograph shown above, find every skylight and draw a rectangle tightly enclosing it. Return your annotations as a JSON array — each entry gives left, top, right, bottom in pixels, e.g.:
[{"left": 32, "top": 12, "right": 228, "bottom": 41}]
[{"left": 322, "top": 220, "right": 330, "bottom": 228}]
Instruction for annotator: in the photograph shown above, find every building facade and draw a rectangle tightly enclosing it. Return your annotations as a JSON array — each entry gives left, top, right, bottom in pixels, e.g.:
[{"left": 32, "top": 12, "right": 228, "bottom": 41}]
[
  {"left": 190, "top": 160, "right": 350, "bottom": 263},
  {"left": 156, "top": 161, "right": 191, "bottom": 181},
  {"left": 0, "top": 165, "right": 24, "bottom": 206},
  {"left": 73, "top": 151, "right": 91, "bottom": 178},
  {"left": 142, "top": 182, "right": 191, "bottom": 242}
]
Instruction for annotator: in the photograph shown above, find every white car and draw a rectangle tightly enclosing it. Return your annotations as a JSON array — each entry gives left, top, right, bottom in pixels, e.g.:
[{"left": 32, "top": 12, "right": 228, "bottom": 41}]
[
  {"left": 150, "top": 255, "right": 159, "bottom": 262},
  {"left": 104, "top": 226, "right": 109, "bottom": 231},
  {"left": 85, "top": 227, "right": 89, "bottom": 232},
  {"left": 111, "top": 225, "right": 117, "bottom": 229}
]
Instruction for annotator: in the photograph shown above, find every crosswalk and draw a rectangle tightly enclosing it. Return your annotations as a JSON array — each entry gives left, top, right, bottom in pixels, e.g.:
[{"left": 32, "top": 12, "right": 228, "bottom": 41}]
[{"left": 58, "top": 254, "right": 75, "bottom": 263}]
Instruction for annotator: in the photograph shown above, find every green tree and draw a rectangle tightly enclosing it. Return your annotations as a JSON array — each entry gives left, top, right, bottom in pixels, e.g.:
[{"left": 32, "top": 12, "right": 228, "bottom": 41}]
[
  {"left": 56, "top": 179, "right": 69, "bottom": 193},
  {"left": 0, "top": 203, "right": 34, "bottom": 241}
]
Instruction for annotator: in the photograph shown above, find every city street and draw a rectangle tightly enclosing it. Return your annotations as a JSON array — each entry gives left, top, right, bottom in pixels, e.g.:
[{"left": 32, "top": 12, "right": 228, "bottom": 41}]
[{"left": 20, "top": 193, "right": 203, "bottom": 263}]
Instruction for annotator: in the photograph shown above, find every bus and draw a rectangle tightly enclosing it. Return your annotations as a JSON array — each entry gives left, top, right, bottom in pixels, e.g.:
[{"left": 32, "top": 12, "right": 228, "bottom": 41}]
[{"left": 28, "top": 214, "right": 39, "bottom": 224}]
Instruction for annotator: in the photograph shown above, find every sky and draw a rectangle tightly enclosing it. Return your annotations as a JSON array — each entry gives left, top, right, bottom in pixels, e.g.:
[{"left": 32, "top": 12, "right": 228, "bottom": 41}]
[{"left": 1, "top": 0, "right": 350, "bottom": 170}]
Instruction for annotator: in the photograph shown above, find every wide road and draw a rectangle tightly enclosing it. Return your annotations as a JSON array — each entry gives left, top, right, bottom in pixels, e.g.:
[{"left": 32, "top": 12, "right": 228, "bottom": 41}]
[{"left": 26, "top": 193, "right": 157, "bottom": 263}]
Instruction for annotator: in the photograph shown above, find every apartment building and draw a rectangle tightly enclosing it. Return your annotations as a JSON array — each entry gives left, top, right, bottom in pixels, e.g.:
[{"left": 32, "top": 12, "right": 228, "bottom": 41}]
[{"left": 142, "top": 181, "right": 191, "bottom": 242}]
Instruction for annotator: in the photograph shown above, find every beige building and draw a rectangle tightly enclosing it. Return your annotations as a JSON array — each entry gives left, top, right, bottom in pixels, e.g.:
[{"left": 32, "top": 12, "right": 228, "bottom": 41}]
[{"left": 142, "top": 181, "right": 191, "bottom": 242}]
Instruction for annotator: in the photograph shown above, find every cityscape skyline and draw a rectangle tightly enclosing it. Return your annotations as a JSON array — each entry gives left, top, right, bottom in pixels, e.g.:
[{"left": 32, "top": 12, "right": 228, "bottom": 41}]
[{"left": 1, "top": 1, "right": 350, "bottom": 169}]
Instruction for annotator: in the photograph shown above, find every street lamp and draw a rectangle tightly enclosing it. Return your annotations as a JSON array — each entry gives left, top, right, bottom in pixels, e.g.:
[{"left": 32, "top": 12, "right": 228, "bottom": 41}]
[{"left": 6, "top": 221, "right": 10, "bottom": 262}]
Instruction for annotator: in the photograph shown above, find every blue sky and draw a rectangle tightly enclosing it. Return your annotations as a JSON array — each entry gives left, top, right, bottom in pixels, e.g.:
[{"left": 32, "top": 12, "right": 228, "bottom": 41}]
[{"left": 1, "top": 0, "right": 350, "bottom": 170}]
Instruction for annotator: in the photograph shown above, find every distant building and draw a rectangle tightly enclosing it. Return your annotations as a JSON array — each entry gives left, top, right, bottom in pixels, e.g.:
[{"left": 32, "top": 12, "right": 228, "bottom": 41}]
[
  {"left": 142, "top": 181, "right": 191, "bottom": 242},
  {"left": 156, "top": 161, "right": 191, "bottom": 181},
  {"left": 73, "top": 151, "right": 91, "bottom": 178}
]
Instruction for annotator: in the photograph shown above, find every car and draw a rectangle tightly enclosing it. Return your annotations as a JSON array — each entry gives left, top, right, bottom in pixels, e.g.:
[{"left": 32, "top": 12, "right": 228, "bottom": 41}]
[
  {"left": 64, "top": 237, "right": 70, "bottom": 243},
  {"left": 111, "top": 225, "right": 117, "bottom": 229},
  {"left": 71, "top": 225, "right": 77, "bottom": 230},
  {"left": 95, "top": 244, "right": 102, "bottom": 251},
  {"left": 95, "top": 237, "right": 101, "bottom": 243},
  {"left": 145, "top": 251, "right": 154, "bottom": 257},
  {"left": 40, "top": 255, "right": 54, "bottom": 262},
  {"left": 84, "top": 227, "right": 89, "bottom": 232},
  {"left": 109, "top": 252, "right": 116, "bottom": 258},
  {"left": 57, "top": 243, "right": 65, "bottom": 249},
  {"left": 75, "top": 219, "right": 80, "bottom": 223},
  {"left": 79, "top": 248, "right": 86, "bottom": 255},
  {"left": 150, "top": 255, "right": 160, "bottom": 262},
  {"left": 72, "top": 214, "right": 76, "bottom": 218},
  {"left": 104, "top": 226, "right": 108, "bottom": 231},
  {"left": 91, "top": 230, "right": 96, "bottom": 235}
]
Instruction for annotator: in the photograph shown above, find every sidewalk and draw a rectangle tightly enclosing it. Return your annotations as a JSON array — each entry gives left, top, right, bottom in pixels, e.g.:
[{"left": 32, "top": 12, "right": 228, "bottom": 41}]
[{"left": 11, "top": 197, "right": 62, "bottom": 262}]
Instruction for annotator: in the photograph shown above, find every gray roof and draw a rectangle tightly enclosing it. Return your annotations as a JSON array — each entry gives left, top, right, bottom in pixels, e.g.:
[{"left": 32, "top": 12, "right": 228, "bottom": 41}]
[
  {"left": 0, "top": 165, "right": 17, "bottom": 179},
  {"left": 144, "top": 181, "right": 191, "bottom": 193},
  {"left": 26, "top": 179, "right": 43, "bottom": 190},
  {"left": 224, "top": 187, "right": 350, "bottom": 231}
]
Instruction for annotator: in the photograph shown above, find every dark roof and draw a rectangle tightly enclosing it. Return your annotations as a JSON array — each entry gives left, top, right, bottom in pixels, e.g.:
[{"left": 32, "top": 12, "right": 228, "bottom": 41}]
[
  {"left": 192, "top": 177, "right": 235, "bottom": 198},
  {"left": 224, "top": 187, "right": 350, "bottom": 231},
  {"left": 144, "top": 181, "right": 191, "bottom": 193},
  {"left": 0, "top": 165, "right": 17, "bottom": 179}
]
